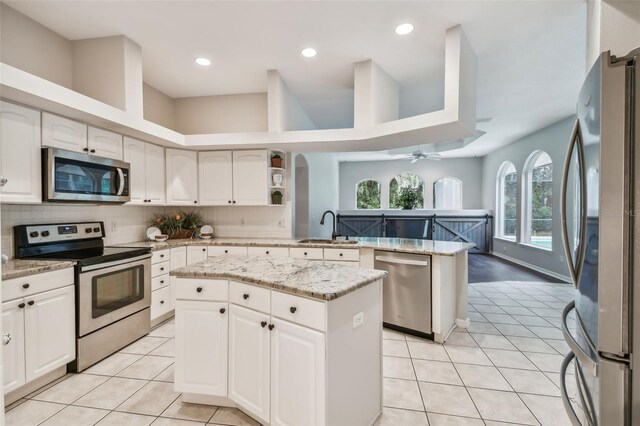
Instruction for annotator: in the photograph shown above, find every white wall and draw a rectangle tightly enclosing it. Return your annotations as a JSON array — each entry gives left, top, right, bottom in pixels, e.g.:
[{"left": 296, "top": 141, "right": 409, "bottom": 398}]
[
  {"left": 0, "top": 3, "right": 73, "bottom": 89},
  {"left": 302, "top": 153, "right": 340, "bottom": 238},
  {"left": 481, "top": 117, "right": 574, "bottom": 280},
  {"left": 143, "top": 83, "right": 176, "bottom": 130},
  {"left": 587, "top": 0, "right": 640, "bottom": 69},
  {"left": 173, "top": 93, "right": 268, "bottom": 134},
  {"left": 339, "top": 158, "right": 483, "bottom": 210}
]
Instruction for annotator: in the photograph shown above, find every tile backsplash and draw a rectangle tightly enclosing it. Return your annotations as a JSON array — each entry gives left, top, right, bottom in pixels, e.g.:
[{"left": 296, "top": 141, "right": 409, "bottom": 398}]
[{"left": 1, "top": 203, "right": 292, "bottom": 258}]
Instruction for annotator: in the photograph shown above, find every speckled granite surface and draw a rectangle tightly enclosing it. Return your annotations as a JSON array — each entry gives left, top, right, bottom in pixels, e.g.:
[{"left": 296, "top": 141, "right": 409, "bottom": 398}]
[
  {"left": 117, "top": 237, "right": 474, "bottom": 256},
  {"left": 171, "top": 256, "right": 387, "bottom": 301},
  {"left": 2, "top": 259, "right": 75, "bottom": 280}
]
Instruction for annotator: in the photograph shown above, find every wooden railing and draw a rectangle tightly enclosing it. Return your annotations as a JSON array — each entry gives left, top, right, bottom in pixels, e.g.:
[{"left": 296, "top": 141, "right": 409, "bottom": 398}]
[{"left": 337, "top": 213, "right": 493, "bottom": 254}]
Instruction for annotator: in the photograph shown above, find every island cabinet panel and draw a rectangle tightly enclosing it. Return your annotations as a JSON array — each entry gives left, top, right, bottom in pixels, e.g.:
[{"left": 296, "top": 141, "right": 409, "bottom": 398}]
[
  {"left": 2, "top": 299, "right": 26, "bottom": 393},
  {"left": 175, "top": 300, "right": 228, "bottom": 396},
  {"left": 270, "top": 318, "right": 326, "bottom": 426},
  {"left": 199, "top": 151, "right": 233, "bottom": 206},
  {"left": 271, "top": 291, "right": 326, "bottom": 332},
  {"left": 229, "top": 281, "right": 270, "bottom": 314},
  {"left": 228, "top": 304, "right": 271, "bottom": 424}
]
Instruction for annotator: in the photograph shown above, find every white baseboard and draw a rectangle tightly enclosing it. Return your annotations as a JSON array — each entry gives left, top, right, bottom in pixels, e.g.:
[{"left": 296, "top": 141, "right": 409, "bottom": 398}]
[
  {"left": 491, "top": 251, "right": 571, "bottom": 283},
  {"left": 455, "top": 318, "right": 470, "bottom": 328}
]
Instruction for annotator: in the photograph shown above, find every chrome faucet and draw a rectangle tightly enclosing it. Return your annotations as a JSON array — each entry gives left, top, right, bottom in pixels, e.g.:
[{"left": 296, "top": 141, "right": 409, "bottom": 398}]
[{"left": 320, "top": 210, "right": 342, "bottom": 240}]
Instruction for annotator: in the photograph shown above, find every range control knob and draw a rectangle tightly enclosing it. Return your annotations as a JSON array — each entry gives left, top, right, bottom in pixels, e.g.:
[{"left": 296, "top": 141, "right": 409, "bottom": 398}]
[
  {"left": 29, "top": 231, "right": 39, "bottom": 238},
  {"left": 85, "top": 228, "right": 93, "bottom": 233},
  {"left": 41, "top": 231, "right": 50, "bottom": 237},
  {"left": 93, "top": 227, "right": 100, "bottom": 233}
]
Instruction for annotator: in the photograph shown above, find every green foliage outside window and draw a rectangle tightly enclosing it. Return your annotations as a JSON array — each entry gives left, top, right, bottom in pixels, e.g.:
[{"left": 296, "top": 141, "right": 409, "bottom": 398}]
[
  {"left": 390, "top": 173, "right": 424, "bottom": 209},
  {"left": 356, "top": 180, "right": 381, "bottom": 209},
  {"left": 531, "top": 163, "right": 553, "bottom": 236},
  {"left": 503, "top": 171, "right": 517, "bottom": 236}
]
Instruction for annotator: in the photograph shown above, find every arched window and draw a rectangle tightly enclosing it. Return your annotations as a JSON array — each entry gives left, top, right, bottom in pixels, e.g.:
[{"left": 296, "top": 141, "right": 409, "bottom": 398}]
[
  {"left": 355, "top": 179, "right": 381, "bottom": 209},
  {"left": 433, "top": 177, "right": 462, "bottom": 209},
  {"left": 389, "top": 172, "right": 424, "bottom": 209},
  {"left": 496, "top": 162, "right": 517, "bottom": 240},
  {"left": 523, "top": 151, "right": 553, "bottom": 248}
]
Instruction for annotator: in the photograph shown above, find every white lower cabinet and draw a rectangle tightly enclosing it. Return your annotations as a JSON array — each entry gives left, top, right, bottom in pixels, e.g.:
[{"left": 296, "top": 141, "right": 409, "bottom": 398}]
[
  {"left": 2, "top": 284, "right": 75, "bottom": 394},
  {"left": 270, "top": 318, "right": 326, "bottom": 426},
  {"left": 187, "top": 246, "right": 208, "bottom": 265},
  {"left": 175, "top": 300, "right": 228, "bottom": 396},
  {"left": 228, "top": 305, "right": 270, "bottom": 424},
  {"left": 170, "top": 247, "right": 187, "bottom": 307}
]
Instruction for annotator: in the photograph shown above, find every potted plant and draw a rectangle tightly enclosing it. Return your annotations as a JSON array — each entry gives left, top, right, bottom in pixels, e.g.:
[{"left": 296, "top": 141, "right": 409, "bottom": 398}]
[
  {"left": 271, "top": 154, "right": 283, "bottom": 168},
  {"left": 151, "top": 210, "right": 203, "bottom": 239},
  {"left": 271, "top": 190, "right": 283, "bottom": 205},
  {"left": 398, "top": 187, "right": 419, "bottom": 210}
]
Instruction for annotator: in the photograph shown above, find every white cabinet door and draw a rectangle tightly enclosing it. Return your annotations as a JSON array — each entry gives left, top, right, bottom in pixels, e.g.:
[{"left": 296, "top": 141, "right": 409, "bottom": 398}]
[
  {"left": 175, "top": 300, "right": 228, "bottom": 396},
  {"left": 0, "top": 102, "right": 42, "bottom": 204},
  {"left": 123, "top": 137, "right": 147, "bottom": 205},
  {"left": 232, "top": 150, "right": 268, "bottom": 205},
  {"left": 145, "top": 143, "right": 166, "bottom": 205},
  {"left": 42, "top": 113, "right": 87, "bottom": 152},
  {"left": 270, "top": 318, "right": 326, "bottom": 426},
  {"left": 166, "top": 149, "right": 198, "bottom": 205},
  {"left": 199, "top": 151, "right": 233, "bottom": 206},
  {"left": 88, "top": 127, "right": 123, "bottom": 160},
  {"left": 24, "top": 285, "right": 75, "bottom": 382},
  {"left": 2, "top": 299, "right": 26, "bottom": 394},
  {"left": 170, "top": 247, "right": 187, "bottom": 307},
  {"left": 186, "top": 246, "right": 208, "bottom": 265},
  {"left": 228, "top": 305, "right": 270, "bottom": 423}
]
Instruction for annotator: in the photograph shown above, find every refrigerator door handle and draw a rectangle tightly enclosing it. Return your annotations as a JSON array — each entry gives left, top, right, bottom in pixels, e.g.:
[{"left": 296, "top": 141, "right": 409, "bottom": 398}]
[
  {"left": 561, "top": 119, "right": 588, "bottom": 287},
  {"left": 561, "top": 352, "right": 598, "bottom": 426},
  {"left": 562, "top": 301, "right": 598, "bottom": 377}
]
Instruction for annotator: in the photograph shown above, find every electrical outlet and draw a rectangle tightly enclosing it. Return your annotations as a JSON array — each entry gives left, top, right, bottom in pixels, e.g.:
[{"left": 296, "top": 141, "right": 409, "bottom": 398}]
[
  {"left": 352, "top": 311, "right": 364, "bottom": 329},
  {"left": 111, "top": 220, "right": 117, "bottom": 232}
]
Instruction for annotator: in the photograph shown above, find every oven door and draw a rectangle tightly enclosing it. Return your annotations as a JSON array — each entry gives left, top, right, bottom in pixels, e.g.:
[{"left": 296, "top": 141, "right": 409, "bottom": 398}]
[
  {"left": 78, "top": 255, "right": 151, "bottom": 336},
  {"left": 44, "top": 147, "right": 130, "bottom": 203}
]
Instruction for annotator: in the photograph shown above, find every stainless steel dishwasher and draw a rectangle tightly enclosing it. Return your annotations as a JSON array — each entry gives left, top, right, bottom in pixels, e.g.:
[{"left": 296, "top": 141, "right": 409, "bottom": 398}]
[{"left": 374, "top": 250, "right": 432, "bottom": 337}]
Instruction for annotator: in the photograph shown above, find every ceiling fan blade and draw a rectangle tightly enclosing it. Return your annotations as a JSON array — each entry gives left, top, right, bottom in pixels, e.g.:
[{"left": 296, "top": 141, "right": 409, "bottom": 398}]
[{"left": 410, "top": 157, "right": 419, "bottom": 164}]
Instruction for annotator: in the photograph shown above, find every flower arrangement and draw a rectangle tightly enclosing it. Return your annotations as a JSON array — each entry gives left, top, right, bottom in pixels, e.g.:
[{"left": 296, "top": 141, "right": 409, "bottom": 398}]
[{"left": 151, "top": 210, "right": 204, "bottom": 239}]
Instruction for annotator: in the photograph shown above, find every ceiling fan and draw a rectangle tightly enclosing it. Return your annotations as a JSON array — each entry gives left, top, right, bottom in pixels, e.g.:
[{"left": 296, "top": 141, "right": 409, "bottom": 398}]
[{"left": 392, "top": 151, "right": 443, "bottom": 163}]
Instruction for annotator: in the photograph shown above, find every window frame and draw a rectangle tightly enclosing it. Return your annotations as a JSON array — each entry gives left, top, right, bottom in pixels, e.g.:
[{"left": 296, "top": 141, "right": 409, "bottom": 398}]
[
  {"left": 521, "top": 151, "right": 553, "bottom": 251},
  {"left": 433, "top": 176, "right": 463, "bottom": 209},
  {"left": 354, "top": 179, "right": 382, "bottom": 210},
  {"left": 495, "top": 161, "right": 517, "bottom": 241}
]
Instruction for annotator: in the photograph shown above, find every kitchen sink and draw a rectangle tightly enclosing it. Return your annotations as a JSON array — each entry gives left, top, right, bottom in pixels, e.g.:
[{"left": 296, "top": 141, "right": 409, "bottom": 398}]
[{"left": 298, "top": 239, "right": 358, "bottom": 245}]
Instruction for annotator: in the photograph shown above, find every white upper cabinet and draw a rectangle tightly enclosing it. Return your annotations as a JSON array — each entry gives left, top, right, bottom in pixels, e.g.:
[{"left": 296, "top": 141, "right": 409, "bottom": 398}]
[
  {"left": 199, "top": 151, "right": 233, "bottom": 206},
  {"left": 145, "top": 143, "right": 166, "bottom": 204},
  {"left": 166, "top": 149, "right": 199, "bottom": 206},
  {"left": 232, "top": 150, "right": 268, "bottom": 205},
  {"left": 42, "top": 112, "right": 87, "bottom": 152},
  {"left": 88, "top": 127, "right": 123, "bottom": 160},
  {"left": 123, "top": 137, "right": 165, "bottom": 205},
  {"left": 0, "top": 102, "right": 42, "bottom": 204}
]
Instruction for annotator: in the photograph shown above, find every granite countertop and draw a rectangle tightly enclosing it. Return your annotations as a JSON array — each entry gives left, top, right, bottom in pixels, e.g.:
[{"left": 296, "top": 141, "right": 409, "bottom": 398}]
[
  {"left": 171, "top": 256, "right": 387, "bottom": 301},
  {"left": 2, "top": 259, "right": 75, "bottom": 280},
  {"left": 116, "top": 237, "right": 474, "bottom": 256}
]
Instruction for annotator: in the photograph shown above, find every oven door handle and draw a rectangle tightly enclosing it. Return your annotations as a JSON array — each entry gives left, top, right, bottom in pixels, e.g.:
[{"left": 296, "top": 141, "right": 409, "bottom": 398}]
[
  {"left": 116, "top": 168, "right": 125, "bottom": 196},
  {"left": 80, "top": 253, "right": 151, "bottom": 272}
]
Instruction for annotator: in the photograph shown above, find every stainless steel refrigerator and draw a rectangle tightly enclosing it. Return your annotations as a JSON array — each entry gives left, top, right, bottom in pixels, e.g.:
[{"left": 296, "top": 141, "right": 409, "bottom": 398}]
[{"left": 560, "top": 48, "right": 639, "bottom": 426}]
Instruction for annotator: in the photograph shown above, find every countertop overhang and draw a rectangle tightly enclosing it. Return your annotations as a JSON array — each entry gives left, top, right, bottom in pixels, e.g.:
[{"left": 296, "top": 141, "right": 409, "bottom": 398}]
[
  {"left": 171, "top": 256, "right": 387, "bottom": 301},
  {"left": 2, "top": 259, "right": 75, "bottom": 280}
]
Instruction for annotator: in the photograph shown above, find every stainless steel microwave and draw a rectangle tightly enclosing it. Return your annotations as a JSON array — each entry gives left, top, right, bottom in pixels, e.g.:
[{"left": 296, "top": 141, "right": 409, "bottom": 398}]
[{"left": 43, "top": 148, "right": 131, "bottom": 203}]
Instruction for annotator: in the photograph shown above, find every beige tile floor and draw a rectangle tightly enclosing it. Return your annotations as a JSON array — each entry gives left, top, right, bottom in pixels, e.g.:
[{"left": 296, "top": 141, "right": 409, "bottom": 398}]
[{"left": 6, "top": 280, "right": 580, "bottom": 426}]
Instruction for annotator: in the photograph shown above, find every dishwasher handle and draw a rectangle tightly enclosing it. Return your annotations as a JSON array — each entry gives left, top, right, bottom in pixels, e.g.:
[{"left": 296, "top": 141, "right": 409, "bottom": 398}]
[{"left": 375, "top": 255, "right": 429, "bottom": 267}]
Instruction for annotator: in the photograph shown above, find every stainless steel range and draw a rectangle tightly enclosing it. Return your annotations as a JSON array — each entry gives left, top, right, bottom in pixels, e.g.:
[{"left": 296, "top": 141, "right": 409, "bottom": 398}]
[{"left": 14, "top": 222, "right": 151, "bottom": 372}]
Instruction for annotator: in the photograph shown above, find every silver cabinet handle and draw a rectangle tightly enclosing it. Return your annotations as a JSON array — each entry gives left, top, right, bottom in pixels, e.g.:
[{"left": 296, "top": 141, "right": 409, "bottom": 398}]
[
  {"left": 375, "top": 255, "right": 429, "bottom": 266},
  {"left": 116, "top": 168, "right": 125, "bottom": 196},
  {"left": 3, "top": 332, "right": 11, "bottom": 345}
]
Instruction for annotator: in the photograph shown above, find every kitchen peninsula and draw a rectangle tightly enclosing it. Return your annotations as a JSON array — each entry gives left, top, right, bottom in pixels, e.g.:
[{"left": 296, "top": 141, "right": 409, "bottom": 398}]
[{"left": 170, "top": 256, "right": 386, "bottom": 426}]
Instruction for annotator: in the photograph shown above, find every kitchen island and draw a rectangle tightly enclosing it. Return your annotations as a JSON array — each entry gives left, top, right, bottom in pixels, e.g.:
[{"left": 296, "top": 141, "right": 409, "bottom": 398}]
[{"left": 170, "top": 256, "right": 386, "bottom": 426}]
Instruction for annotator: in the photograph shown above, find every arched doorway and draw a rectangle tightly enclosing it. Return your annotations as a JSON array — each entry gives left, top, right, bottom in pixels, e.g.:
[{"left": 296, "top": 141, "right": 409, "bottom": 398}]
[{"left": 294, "top": 154, "right": 309, "bottom": 238}]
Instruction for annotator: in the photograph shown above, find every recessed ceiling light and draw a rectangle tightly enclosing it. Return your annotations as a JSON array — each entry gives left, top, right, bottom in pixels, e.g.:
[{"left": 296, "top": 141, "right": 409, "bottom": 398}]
[
  {"left": 195, "top": 57, "right": 211, "bottom": 66},
  {"left": 395, "top": 23, "right": 414, "bottom": 35},
  {"left": 301, "top": 47, "right": 317, "bottom": 58}
]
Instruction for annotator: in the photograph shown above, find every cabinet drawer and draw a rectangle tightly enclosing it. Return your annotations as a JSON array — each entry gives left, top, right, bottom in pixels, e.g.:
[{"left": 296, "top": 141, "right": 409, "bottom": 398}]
[
  {"left": 175, "top": 278, "right": 228, "bottom": 302},
  {"left": 3, "top": 268, "right": 74, "bottom": 302},
  {"left": 152, "top": 260, "right": 171, "bottom": 277},
  {"left": 289, "top": 247, "right": 323, "bottom": 260},
  {"left": 208, "top": 246, "right": 248, "bottom": 257},
  {"left": 152, "top": 249, "right": 171, "bottom": 264},
  {"left": 152, "top": 274, "right": 170, "bottom": 291},
  {"left": 323, "top": 248, "right": 359, "bottom": 262},
  {"left": 271, "top": 291, "right": 326, "bottom": 332},
  {"left": 229, "top": 281, "right": 270, "bottom": 314},
  {"left": 247, "top": 246, "right": 289, "bottom": 257},
  {"left": 324, "top": 260, "right": 360, "bottom": 267},
  {"left": 151, "top": 286, "right": 172, "bottom": 320}
]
